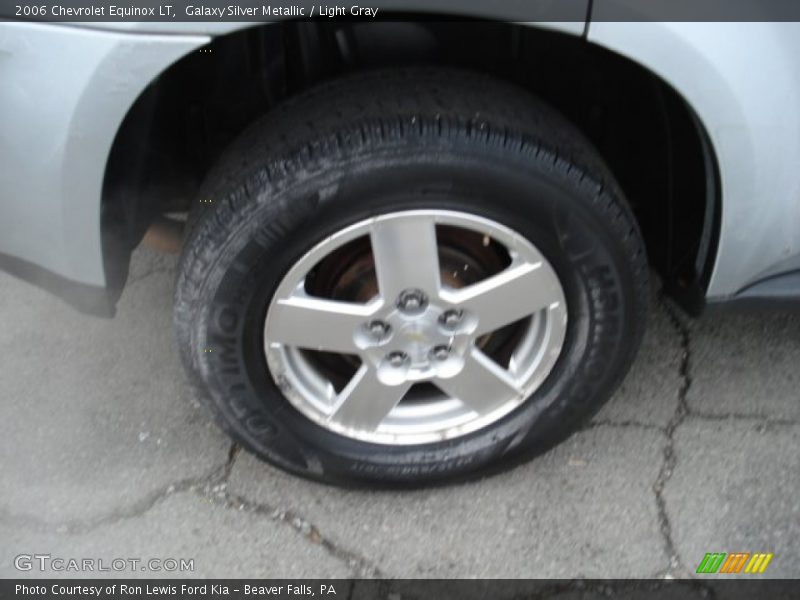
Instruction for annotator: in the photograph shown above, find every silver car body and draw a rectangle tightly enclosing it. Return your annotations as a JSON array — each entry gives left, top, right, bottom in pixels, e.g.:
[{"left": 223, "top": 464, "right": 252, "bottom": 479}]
[{"left": 1, "top": 18, "right": 799, "bottom": 307}]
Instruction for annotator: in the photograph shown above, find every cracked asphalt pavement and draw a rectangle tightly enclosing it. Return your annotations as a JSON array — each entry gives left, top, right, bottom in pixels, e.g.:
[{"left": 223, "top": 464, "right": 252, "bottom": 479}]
[{"left": 1, "top": 246, "right": 798, "bottom": 579}]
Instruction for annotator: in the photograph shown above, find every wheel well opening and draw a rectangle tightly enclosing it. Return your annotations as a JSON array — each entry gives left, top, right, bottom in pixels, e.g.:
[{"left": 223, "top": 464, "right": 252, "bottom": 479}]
[{"left": 102, "top": 19, "right": 719, "bottom": 312}]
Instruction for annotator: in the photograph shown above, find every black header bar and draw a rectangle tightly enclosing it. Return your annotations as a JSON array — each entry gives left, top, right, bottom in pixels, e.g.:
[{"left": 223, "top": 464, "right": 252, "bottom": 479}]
[{"left": 2, "top": 0, "right": 800, "bottom": 23}]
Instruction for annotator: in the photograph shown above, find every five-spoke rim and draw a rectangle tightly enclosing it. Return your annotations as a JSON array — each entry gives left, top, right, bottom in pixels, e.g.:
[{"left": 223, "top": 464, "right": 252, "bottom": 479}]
[{"left": 264, "top": 210, "right": 568, "bottom": 445}]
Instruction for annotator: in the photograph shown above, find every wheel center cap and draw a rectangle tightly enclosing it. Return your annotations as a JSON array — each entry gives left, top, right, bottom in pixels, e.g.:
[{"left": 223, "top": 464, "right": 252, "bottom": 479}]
[
  {"left": 365, "top": 305, "right": 469, "bottom": 383},
  {"left": 399, "top": 322, "right": 431, "bottom": 353}
]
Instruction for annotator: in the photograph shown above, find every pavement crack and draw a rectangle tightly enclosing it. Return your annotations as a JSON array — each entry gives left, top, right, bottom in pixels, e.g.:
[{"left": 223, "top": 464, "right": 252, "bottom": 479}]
[
  {"left": 206, "top": 443, "right": 241, "bottom": 496},
  {"left": 584, "top": 419, "right": 665, "bottom": 433},
  {"left": 0, "top": 445, "right": 236, "bottom": 535},
  {"left": 203, "top": 491, "right": 382, "bottom": 578},
  {"left": 652, "top": 296, "right": 692, "bottom": 578}
]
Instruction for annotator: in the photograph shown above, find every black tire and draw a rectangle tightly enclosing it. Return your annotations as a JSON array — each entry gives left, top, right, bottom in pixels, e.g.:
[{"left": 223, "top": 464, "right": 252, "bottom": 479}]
[{"left": 175, "top": 68, "right": 649, "bottom": 485}]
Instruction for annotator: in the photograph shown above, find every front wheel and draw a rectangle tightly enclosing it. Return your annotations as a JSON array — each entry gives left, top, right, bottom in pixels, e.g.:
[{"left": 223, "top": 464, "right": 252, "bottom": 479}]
[{"left": 174, "top": 69, "right": 649, "bottom": 485}]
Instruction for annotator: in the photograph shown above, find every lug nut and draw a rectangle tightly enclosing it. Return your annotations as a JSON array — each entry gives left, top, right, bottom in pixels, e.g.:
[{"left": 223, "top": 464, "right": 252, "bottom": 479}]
[
  {"left": 397, "top": 289, "right": 428, "bottom": 313},
  {"left": 440, "top": 309, "right": 463, "bottom": 329},
  {"left": 386, "top": 351, "right": 409, "bottom": 368},
  {"left": 430, "top": 345, "right": 450, "bottom": 361},
  {"left": 367, "top": 320, "right": 391, "bottom": 340}
]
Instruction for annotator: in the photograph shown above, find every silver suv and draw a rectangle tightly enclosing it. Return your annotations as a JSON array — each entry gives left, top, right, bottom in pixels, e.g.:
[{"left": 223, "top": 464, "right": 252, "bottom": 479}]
[{"left": 2, "top": 15, "right": 798, "bottom": 484}]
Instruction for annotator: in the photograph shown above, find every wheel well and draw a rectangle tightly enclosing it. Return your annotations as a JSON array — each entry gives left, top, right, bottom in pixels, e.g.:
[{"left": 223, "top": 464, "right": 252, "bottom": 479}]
[{"left": 102, "top": 20, "right": 719, "bottom": 313}]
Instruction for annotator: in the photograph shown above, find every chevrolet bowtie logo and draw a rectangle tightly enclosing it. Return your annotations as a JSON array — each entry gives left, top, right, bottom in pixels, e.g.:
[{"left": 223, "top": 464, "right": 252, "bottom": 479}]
[{"left": 404, "top": 332, "right": 429, "bottom": 343}]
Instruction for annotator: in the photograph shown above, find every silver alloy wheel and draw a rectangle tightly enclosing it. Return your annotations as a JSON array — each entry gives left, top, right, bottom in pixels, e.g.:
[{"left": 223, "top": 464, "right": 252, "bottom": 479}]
[{"left": 264, "top": 210, "right": 568, "bottom": 445}]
